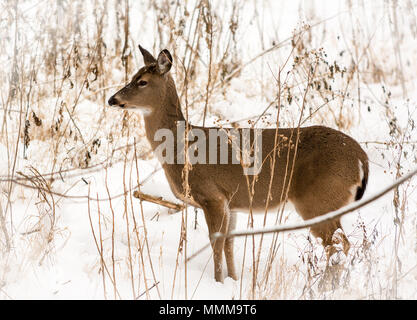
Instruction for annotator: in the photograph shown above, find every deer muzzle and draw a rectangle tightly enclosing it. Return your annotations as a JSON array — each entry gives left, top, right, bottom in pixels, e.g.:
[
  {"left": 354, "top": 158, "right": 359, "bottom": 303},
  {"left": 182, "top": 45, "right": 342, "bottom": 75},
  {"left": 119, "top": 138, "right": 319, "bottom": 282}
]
[{"left": 108, "top": 94, "right": 126, "bottom": 108}]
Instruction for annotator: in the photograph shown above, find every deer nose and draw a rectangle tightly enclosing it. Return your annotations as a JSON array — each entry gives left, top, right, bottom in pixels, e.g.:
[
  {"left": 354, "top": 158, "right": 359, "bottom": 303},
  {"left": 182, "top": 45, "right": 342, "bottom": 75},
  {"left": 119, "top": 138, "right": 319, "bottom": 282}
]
[{"left": 108, "top": 95, "right": 119, "bottom": 106}]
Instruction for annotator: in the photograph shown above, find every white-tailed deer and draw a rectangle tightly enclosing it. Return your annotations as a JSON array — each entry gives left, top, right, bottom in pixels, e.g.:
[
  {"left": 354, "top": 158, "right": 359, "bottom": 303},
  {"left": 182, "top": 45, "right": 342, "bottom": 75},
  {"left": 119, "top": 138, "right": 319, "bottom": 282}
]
[{"left": 108, "top": 46, "right": 369, "bottom": 282}]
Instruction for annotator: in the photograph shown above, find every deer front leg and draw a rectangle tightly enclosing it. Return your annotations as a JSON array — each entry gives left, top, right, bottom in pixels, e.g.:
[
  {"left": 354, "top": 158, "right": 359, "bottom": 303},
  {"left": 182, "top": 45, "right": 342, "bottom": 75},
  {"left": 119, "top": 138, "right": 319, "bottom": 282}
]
[
  {"left": 224, "top": 211, "right": 238, "bottom": 280},
  {"left": 202, "top": 199, "right": 231, "bottom": 283}
]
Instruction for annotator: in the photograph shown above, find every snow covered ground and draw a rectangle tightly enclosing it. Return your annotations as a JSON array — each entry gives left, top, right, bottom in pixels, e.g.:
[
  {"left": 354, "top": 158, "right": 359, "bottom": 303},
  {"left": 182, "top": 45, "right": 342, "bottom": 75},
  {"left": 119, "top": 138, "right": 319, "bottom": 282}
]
[{"left": 1, "top": 0, "right": 417, "bottom": 299}]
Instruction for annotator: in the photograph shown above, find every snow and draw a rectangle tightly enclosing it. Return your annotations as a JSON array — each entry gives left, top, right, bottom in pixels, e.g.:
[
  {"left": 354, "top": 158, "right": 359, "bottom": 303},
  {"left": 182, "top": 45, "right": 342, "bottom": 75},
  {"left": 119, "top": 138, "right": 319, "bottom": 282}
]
[{"left": 1, "top": 0, "right": 417, "bottom": 300}]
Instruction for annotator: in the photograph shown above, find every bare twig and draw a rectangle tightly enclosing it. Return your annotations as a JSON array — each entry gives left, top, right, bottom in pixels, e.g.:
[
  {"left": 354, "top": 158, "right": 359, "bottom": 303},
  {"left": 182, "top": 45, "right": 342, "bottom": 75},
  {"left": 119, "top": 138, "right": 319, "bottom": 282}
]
[
  {"left": 136, "top": 281, "right": 160, "bottom": 300},
  {"left": 133, "top": 191, "right": 185, "bottom": 212}
]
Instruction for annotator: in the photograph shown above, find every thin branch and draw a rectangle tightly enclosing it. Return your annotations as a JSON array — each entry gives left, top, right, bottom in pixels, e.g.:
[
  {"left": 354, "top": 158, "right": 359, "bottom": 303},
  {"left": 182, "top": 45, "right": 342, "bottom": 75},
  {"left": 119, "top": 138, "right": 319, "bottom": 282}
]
[
  {"left": 133, "top": 191, "right": 185, "bottom": 212},
  {"left": 0, "top": 144, "right": 152, "bottom": 182},
  {"left": 135, "top": 281, "right": 160, "bottom": 300}
]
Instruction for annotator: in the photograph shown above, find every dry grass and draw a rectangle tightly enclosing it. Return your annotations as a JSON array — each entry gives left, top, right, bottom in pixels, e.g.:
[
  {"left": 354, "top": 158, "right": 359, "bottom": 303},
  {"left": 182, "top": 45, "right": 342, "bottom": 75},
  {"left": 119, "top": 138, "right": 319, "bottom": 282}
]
[{"left": 0, "top": 0, "right": 417, "bottom": 299}]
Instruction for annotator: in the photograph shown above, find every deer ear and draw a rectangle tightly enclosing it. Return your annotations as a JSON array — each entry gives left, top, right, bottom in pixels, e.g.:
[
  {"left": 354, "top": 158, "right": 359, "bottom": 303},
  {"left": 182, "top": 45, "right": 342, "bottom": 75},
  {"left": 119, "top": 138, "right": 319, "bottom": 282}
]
[
  {"left": 138, "top": 45, "right": 156, "bottom": 65},
  {"left": 157, "top": 49, "right": 172, "bottom": 75}
]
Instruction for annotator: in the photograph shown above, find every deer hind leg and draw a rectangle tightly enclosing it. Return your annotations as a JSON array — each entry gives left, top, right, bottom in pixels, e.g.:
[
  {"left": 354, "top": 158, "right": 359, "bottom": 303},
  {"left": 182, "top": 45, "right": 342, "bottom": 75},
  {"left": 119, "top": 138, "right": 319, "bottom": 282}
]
[
  {"left": 224, "top": 211, "right": 238, "bottom": 280},
  {"left": 202, "top": 199, "right": 231, "bottom": 283},
  {"left": 292, "top": 183, "right": 353, "bottom": 261},
  {"left": 310, "top": 219, "right": 350, "bottom": 261},
  {"left": 299, "top": 209, "right": 350, "bottom": 263}
]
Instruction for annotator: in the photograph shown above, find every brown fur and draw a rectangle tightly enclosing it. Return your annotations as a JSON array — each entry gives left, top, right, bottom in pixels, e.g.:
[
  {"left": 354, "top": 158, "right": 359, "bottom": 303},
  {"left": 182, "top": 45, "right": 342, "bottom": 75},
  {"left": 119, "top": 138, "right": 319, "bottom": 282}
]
[{"left": 108, "top": 47, "right": 369, "bottom": 282}]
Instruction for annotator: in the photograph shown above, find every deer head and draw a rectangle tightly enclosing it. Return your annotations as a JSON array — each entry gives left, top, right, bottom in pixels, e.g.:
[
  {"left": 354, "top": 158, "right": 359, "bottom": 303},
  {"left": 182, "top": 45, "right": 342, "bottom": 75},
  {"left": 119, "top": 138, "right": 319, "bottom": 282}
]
[{"left": 108, "top": 45, "right": 173, "bottom": 114}]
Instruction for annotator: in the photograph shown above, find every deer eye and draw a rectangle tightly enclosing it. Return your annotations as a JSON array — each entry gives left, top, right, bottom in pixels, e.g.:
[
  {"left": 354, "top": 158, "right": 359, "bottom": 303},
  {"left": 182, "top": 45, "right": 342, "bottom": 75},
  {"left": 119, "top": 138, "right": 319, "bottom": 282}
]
[{"left": 138, "top": 80, "right": 148, "bottom": 87}]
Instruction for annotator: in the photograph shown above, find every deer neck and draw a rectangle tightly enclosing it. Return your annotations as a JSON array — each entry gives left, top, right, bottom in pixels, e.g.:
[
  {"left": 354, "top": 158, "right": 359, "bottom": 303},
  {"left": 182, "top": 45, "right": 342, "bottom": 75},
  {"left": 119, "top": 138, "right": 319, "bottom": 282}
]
[{"left": 142, "top": 80, "right": 186, "bottom": 150}]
